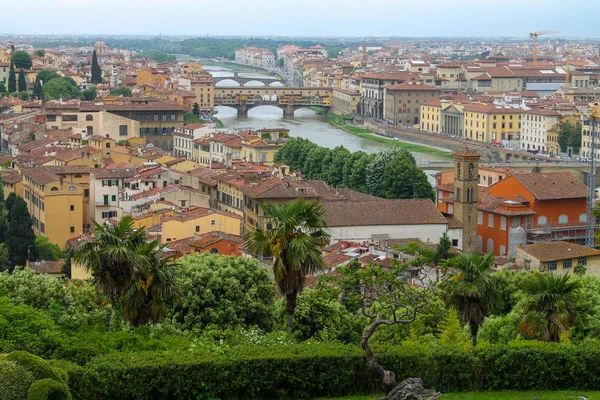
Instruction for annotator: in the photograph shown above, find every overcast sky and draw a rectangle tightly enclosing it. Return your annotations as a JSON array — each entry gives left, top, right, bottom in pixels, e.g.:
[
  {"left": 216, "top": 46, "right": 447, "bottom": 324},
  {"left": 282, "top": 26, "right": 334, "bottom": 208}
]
[{"left": 3, "top": 0, "right": 599, "bottom": 37}]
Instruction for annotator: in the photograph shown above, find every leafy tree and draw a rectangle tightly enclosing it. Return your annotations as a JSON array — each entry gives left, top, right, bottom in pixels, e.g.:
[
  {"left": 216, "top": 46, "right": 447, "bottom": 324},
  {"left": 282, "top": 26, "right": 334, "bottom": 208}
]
[
  {"left": 0, "top": 82, "right": 6, "bottom": 95},
  {"left": 290, "top": 286, "right": 364, "bottom": 343},
  {"left": 558, "top": 121, "right": 582, "bottom": 154},
  {"left": 109, "top": 86, "right": 131, "bottom": 97},
  {"left": 8, "top": 63, "right": 16, "bottom": 94},
  {"left": 42, "top": 78, "right": 81, "bottom": 100},
  {"left": 37, "top": 70, "right": 61, "bottom": 85},
  {"left": 35, "top": 237, "right": 62, "bottom": 261},
  {"left": 133, "top": 50, "right": 176, "bottom": 62},
  {"left": 331, "top": 261, "right": 440, "bottom": 399},
  {"left": 34, "top": 49, "right": 45, "bottom": 57},
  {"left": 440, "top": 253, "right": 502, "bottom": 347},
  {"left": 91, "top": 50, "right": 102, "bottom": 84},
  {"left": 192, "top": 102, "right": 200, "bottom": 116},
  {"left": 18, "top": 92, "right": 28, "bottom": 101},
  {"left": 172, "top": 253, "right": 276, "bottom": 331},
  {"left": 5, "top": 196, "right": 37, "bottom": 268},
  {"left": 366, "top": 147, "right": 434, "bottom": 201},
  {"left": 32, "top": 77, "right": 43, "bottom": 100},
  {"left": 74, "top": 216, "right": 179, "bottom": 327},
  {"left": 520, "top": 272, "right": 581, "bottom": 342},
  {"left": 326, "top": 146, "right": 351, "bottom": 188},
  {"left": 11, "top": 51, "right": 32, "bottom": 69},
  {"left": 82, "top": 86, "right": 97, "bottom": 101},
  {"left": 434, "top": 232, "right": 452, "bottom": 265},
  {"left": 0, "top": 244, "right": 10, "bottom": 272},
  {"left": 17, "top": 69, "right": 26, "bottom": 92},
  {"left": 244, "top": 199, "right": 330, "bottom": 330},
  {"left": 574, "top": 264, "right": 587, "bottom": 275}
]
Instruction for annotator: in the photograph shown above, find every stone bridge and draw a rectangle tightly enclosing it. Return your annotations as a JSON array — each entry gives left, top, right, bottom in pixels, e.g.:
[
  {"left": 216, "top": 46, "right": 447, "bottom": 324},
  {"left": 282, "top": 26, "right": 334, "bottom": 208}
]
[
  {"left": 212, "top": 71, "right": 282, "bottom": 86},
  {"left": 214, "top": 87, "right": 332, "bottom": 116}
]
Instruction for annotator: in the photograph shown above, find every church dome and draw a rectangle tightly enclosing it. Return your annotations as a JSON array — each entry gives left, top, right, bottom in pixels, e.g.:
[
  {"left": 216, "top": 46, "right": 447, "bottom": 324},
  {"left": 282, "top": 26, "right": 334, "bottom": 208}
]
[{"left": 95, "top": 37, "right": 108, "bottom": 54}]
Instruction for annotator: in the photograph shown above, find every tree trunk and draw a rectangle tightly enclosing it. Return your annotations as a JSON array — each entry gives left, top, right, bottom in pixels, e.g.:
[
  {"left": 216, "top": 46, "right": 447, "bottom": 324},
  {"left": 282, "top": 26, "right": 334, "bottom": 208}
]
[
  {"left": 470, "top": 321, "right": 478, "bottom": 347},
  {"left": 286, "top": 290, "right": 298, "bottom": 331},
  {"left": 362, "top": 320, "right": 397, "bottom": 394}
]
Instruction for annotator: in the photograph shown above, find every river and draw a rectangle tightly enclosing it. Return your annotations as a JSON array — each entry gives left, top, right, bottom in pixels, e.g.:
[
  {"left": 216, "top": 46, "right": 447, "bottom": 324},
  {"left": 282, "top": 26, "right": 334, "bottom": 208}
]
[{"left": 185, "top": 62, "right": 450, "bottom": 183}]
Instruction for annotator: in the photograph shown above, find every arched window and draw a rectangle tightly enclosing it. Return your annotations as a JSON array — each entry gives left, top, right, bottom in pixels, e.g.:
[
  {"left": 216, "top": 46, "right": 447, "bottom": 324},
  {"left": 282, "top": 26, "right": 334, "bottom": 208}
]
[
  {"left": 537, "top": 216, "right": 547, "bottom": 226},
  {"left": 50, "top": 187, "right": 59, "bottom": 191},
  {"left": 476, "top": 236, "right": 483, "bottom": 253},
  {"left": 86, "top": 114, "right": 93, "bottom": 121},
  {"left": 210, "top": 248, "right": 219, "bottom": 254},
  {"left": 86, "top": 126, "right": 93, "bottom": 135},
  {"left": 580, "top": 213, "right": 588, "bottom": 223},
  {"left": 456, "top": 188, "right": 461, "bottom": 201},
  {"left": 486, "top": 238, "right": 494, "bottom": 254},
  {"left": 68, "top": 186, "right": 76, "bottom": 191},
  {"left": 457, "top": 163, "right": 461, "bottom": 177},
  {"left": 558, "top": 214, "right": 568, "bottom": 224},
  {"left": 468, "top": 163, "right": 474, "bottom": 178},
  {"left": 154, "top": 127, "right": 159, "bottom": 136}
]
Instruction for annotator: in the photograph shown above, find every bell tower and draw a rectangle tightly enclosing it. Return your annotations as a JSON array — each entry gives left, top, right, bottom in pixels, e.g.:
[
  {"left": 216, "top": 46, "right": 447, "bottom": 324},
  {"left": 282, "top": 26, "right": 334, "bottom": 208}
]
[{"left": 453, "top": 149, "right": 480, "bottom": 253}]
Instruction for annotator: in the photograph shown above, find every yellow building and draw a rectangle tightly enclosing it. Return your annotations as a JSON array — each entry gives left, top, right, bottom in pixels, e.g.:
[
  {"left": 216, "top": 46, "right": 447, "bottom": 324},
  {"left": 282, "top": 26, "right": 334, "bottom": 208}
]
[
  {"left": 190, "top": 76, "right": 215, "bottom": 112},
  {"left": 136, "top": 69, "right": 167, "bottom": 87},
  {"left": 241, "top": 129, "right": 288, "bottom": 165},
  {"left": 546, "top": 125, "right": 560, "bottom": 155},
  {"left": 420, "top": 100, "right": 442, "bottom": 133},
  {"left": 181, "top": 62, "right": 205, "bottom": 78},
  {"left": 516, "top": 241, "right": 600, "bottom": 277},
  {"left": 463, "top": 104, "right": 522, "bottom": 143},
  {"left": 161, "top": 207, "right": 242, "bottom": 243},
  {"left": 2, "top": 170, "right": 23, "bottom": 199},
  {"left": 22, "top": 169, "right": 84, "bottom": 250}
]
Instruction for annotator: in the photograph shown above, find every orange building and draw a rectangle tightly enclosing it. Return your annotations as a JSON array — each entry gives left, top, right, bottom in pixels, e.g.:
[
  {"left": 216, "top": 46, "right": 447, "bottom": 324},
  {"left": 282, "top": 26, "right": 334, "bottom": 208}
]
[
  {"left": 136, "top": 69, "right": 167, "bottom": 87},
  {"left": 436, "top": 171, "right": 588, "bottom": 258}
]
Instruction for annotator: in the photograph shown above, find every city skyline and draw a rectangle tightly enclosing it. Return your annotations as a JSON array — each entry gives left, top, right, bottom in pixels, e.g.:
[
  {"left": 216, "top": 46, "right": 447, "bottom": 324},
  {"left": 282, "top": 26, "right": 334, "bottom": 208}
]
[{"left": 3, "top": 0, "right": 600, "bottom": 38}]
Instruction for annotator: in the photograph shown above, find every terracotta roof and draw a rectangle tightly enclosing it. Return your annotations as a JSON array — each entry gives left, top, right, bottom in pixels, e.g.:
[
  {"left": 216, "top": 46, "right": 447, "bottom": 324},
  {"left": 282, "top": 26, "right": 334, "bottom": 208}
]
[
  {"left": 240, "top": 178, "right": 319, "bottom": 200},
  {"left": 52, "top": 146, "right": 101, "bottom": 163},
  {"left": 386, "top": 83, "right": 440, "bottom": 91},
  {"left": 22, "top": 168, "right": 60, "bottom": 185},
  {"left": 512, "top": 172, "right": 587, "bottom": 201},
  {"left": 322, "top": 199, "right": 447, "bottom": 227},
  {"left": 453, "top": 149, "right": 481, "bottom": 158},
  {"left": 190, "top": 231, "right": 244, "bottom": 249},
  {"left": 518, "top": 241, "right": 600, "bottom": 262},
  {"left": 1, "top": 170, "right": 22, "bottom": 184},
  {"left": 186, "top": 168, "right": 218, "bottom": 186},
  {"left": 162, "top": 207, "right": 241, "bottom": 223},
  {"left": 26, "top": 259, "right": 66, "bottom": 274},
  {"left": 91, "top": 167, "right": 138, "bottom": 179}
]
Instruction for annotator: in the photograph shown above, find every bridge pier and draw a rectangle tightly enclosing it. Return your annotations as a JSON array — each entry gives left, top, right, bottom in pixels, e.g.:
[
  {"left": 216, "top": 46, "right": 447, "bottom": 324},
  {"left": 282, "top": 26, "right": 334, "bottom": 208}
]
[
  {"left": 237, "top": 105, "right": 248, "bottom": 118},
  {"left": 283, "top": 105, "right": 296, "bottom": 117}
]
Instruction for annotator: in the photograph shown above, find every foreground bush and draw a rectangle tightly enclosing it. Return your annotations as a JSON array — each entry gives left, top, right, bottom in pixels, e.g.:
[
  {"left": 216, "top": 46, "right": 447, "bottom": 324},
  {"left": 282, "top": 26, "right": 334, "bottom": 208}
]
[
  {"left": 0, "top": 360, "right": 34, "bottom": 400},
  {"left": 77, "top": 341, "right": 600, "bottom": 399}
]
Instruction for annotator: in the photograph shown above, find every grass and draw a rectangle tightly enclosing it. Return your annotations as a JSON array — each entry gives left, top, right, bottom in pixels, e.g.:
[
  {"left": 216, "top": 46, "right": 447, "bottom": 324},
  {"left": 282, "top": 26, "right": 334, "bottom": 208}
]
[
  {"left": 213, "top": 117, "right": 224, "bottom": 128},
  {"left": 308, "top": 106, "right": 328, "bottom": 113},
  {"left": 332, "top": 122, "right": 453, "bottom": 159},
  {"left": 317, "top": 391, "right": 600, "bottom": 400}
]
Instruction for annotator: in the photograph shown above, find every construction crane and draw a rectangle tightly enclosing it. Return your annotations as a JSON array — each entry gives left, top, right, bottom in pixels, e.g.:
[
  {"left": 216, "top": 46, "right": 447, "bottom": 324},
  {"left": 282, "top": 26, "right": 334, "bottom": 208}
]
[
  {"left": 565, "top": 48, "right": 571, "bottom": 87},
  {"left": 529, "top": 30, "right": 559, "bottom": 62},
  {"left": 583, "top": 103, "right": 600, "bottom": 248}
]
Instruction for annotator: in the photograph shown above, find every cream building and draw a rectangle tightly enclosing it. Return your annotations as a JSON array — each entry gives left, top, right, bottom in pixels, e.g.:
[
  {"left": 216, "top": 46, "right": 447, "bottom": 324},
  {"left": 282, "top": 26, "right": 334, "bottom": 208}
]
[{"left": 520, "top": 109, "right": 561, "bottom": 153}]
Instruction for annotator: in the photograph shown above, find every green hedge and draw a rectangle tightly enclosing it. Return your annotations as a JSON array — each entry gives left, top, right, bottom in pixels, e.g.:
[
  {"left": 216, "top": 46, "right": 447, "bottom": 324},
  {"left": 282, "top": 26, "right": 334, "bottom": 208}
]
[
  {"left": 74, "top": 341, "right": 600, "bottom": 399},
  {"left": 27, "top": 379, "right": 71, "bottom": 400},
  {"left": 0, "top": 360, "right": 34, "bottom": 400}
]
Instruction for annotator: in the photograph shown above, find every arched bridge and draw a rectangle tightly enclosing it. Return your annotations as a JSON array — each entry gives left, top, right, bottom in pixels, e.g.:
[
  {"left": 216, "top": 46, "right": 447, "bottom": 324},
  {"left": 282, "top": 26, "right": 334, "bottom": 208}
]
[
  {"left": 214, "top": 87, "right": 332, "bottom": 116},
  {"left": 212, "top": 71, "right": 283, "bottom": 86}
]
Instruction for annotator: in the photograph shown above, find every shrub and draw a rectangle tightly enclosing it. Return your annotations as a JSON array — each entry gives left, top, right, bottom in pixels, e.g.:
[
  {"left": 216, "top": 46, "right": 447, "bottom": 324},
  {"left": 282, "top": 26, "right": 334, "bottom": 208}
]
[
  {"left": 5, "top": 351, "right": 65, "bottom": 383},
  {"left": 27, "top": 379, "right": 71, "bottom": 400},
  {"left": 46, "top": 360, "right": 91, "bottom": 400},
  {"left": 81, "top": 341, "right": 600, "bottom": 399},
  {"left": 0, "top": 360, "right": 34, "bottom": 400}
]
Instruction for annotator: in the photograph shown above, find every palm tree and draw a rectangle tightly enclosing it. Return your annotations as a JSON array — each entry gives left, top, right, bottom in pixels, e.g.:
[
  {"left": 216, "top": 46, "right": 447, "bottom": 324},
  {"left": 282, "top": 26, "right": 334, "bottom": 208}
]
[
  {"left": 122, "top": 240, "right": 180, "bottom": 326},
  {"left": 74, "top": 216, "right": 179, "bottom": 326},
  {"left": 440, "top": 253, "right": 501, "bottom": 347},
  {"left": 244, "top": 199, "right": 330, "bottom": 330},
  {"left": 520, "top": 272, "right": 581, "bottom": 342}
]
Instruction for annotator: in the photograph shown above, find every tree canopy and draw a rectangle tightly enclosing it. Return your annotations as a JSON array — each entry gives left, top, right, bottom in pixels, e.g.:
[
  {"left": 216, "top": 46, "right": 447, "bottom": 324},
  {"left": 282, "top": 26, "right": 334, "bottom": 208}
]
[
  {"left": 558, "top": 121, "right": 582, "bottom": 154},
  {"left": 11, "top": 51, "right": 32, "bottom": 70},
  {"left": 109, "top": 86, "right": 131, "bottom": 97},
  {"left": 36, "top": 70, "right": 61, "bottom": 85},
  {"left": 274, "top": 138, "right": 435, "bottom": 201},
  {"left": 133, "top": 50, "right": 176, "bottom": 62},
  {"left": 42, "top": 78, "right": 81, "bottom": 100},
  {"left": 172, "top": 253, "right": 277, "bottom": 331}
]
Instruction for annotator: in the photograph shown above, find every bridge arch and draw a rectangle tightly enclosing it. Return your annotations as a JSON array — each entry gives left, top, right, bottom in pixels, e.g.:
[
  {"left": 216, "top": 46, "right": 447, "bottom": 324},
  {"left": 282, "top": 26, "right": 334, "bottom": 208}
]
[
  {"left": 215, "top": 79, "right": 241, "bottom": 87},
  {"left": 243, "top": 79, "right": 271, "bottom": 86}
]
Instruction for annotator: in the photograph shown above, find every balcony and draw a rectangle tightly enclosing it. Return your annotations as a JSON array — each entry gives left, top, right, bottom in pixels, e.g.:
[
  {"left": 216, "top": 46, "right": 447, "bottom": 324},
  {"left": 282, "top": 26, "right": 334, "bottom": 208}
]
[{"left": 95, "top": 202, "right": 111, "bottom": 207}]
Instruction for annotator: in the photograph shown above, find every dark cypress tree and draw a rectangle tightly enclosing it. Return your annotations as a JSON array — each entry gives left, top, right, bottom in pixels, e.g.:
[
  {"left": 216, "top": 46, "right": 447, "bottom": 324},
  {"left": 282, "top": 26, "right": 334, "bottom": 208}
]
[
  {"left": 7, "top": 63, "right": 16, "bottom": 93},
  {"left": 17, "top": 69, "right": 26, "bottom": 93},
  {"left": 192, "top": 102, "right": 200, "bottom": 116},
  {"left": 434, "top": 232, "right": 452, "bottom": 265},
  {"left": 91, "top": 50, "right": 103, "bottom": 84},
  {"left": 33, "top": 77, "right": 43, "bottom": 100},
  {"left": 6, "top": 195, "right": 37, "bottom": 268}
]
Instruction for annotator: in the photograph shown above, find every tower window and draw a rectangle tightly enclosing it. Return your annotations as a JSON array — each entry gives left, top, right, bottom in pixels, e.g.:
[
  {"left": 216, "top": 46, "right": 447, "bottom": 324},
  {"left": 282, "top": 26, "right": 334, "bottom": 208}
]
[{"left": 468, "top": 163, "right": 474, "bottom": 178}]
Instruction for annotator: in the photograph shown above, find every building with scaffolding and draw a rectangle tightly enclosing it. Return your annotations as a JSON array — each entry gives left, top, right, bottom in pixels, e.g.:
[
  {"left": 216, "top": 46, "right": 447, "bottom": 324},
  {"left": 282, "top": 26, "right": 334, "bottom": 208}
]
[{"left": 436, "top": 169, "right": 589, "bottom": 258}]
